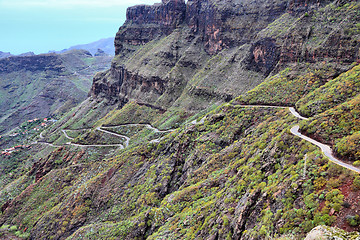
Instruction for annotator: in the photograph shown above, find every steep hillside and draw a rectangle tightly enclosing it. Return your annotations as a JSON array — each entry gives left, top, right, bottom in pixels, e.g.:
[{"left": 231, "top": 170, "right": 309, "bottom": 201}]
[
  {"left": 0, "top": 50, "right": 112, "bottom": 134},
  {"left": 0, "top": 0, "right": 360, "bottom": 239}
]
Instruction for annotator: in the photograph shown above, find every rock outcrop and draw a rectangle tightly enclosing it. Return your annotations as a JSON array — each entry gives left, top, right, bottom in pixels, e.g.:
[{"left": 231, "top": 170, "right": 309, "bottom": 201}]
[
  {"left": 185, "top": 0, "right": 289, "bottom": 54},
  {"left": 92, "top": 0, "right": 360, "bottom": 113},
  {"left": 305, "top": 225, "right": 360, "bottom": 240},
  {"left": 115, "top": 0, "right": 186, "bottom": 55},
  {"left": 245, "top": 38, "right": 281, "bottom": 75}
]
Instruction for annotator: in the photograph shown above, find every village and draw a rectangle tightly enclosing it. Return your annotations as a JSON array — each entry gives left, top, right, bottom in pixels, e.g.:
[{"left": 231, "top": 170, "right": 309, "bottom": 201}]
[
  {"left": 0, "top": 117, "right": 55, "bottom": 156},
  {"left": 1, "top": 145, "right": 32, "bottom": 156}
]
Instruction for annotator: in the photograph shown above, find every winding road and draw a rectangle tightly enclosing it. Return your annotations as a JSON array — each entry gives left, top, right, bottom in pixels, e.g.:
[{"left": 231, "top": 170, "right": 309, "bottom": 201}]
[
  {"left": 101, "top": 124, "right": 174, "bottom": 145},
  {"left": 34, "top": 141, "right": 62, "bottom": 148},
  {"left": 239, "top": 104, "right": 360, "bottom": 173},
  {"left": 33, "top": 104, "right": 360, "bottom": 173},
  {"left": 62, "top": 130, "right": 75, "bottom": 140},
  {"left": 290, "top": 126, "right": 360, "bottom": 173},
  {"left": 96, "top": 127, "right": 130, "bottom": 147},
  {"left": 36, "top": 128, "right": 127, "bottom": 149},
  {"left": 35, "top": 123, "right": 174, "bottom": 149},
  {"left": 289, "top": 107, "right": 309, "bottom": 120},
  {"left": 103, "top": 123, "right": 174, "bottom": 134}
]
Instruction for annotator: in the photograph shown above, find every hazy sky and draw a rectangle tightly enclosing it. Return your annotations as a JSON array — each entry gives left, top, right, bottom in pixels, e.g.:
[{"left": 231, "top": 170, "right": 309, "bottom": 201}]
[{"left": 0, "top": 0, "right": 160, "bottom": 54}]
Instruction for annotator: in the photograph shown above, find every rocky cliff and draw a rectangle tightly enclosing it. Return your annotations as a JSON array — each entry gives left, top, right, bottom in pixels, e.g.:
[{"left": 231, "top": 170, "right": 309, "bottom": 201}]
[
  {"left": 92, "top": 0, "right": 359, "bottom": 113},
  {"left": 1, "top": 1, "right": 360, "bottom": 240},
  {"left": 115, "top": 0, "right": 186, "bottom": 55}
]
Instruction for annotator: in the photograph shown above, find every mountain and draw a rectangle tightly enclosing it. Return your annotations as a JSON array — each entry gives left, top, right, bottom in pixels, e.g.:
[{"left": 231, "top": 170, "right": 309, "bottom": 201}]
[
  {"left": 0, "top": 51, "right": 12, "bottom": 59},
  {"left": 0, "top": 52, "right": 38, "bottom": 59},
  {"left": 0, "top": 0, "right": 360, "bottom": 239},
  {"left": 17, "top": 52, "right": 35, "bottom": 57},
  {"left": 0, "top": 49, "right": 112, "bottom": 134},
  {"left": 59, "top": 37, "right": 115, "bottom": 56}
]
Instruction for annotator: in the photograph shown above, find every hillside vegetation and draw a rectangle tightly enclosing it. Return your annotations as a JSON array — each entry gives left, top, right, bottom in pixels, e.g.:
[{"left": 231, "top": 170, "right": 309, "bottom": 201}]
[
  {"left": 0, "top": 0, "right": 360, "bottom": 239},
  {"left": 0, "top": 50, "right": 112, "bottom": 134}
]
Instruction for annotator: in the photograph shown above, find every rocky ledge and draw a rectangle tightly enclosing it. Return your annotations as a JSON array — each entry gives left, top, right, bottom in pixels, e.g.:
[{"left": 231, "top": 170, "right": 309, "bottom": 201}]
[
  {"left": 0, "top": 54, "right": 63, "bottom": 73},
  {"left": 115, "top": 0, "right": 186, "bottom": 55}
]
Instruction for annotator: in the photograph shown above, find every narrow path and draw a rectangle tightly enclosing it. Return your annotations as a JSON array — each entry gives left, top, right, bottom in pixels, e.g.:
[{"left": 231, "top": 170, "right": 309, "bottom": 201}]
[
  {"left": 240, "top": 104, "right": 360, "bottom": 173},
  {"left": 96, "top": 127, "right": 130, "bottom": 147},
  {"left": 33, "top": 141, "right": 62, "bottom": 148},
  {"left": 66, "top": 142, "right": 124, "bottom": 148},
  {"left": 144, "top": 124, "right": 173, "bottom": 133},
  {"left": 62, "top": 130, "right": 75, "bottom": 140},
  {"left": 290, "top": 126, "right": 360, "bottom": 173},
  {"left": 289, "top": 107, "right": 308, "bottom": 120},
  {"left": 191, "top": 117, "right": 205, "bottom": 125},
  {"left": 38, "top": 123, "right": 173, "bottom": 149},
  {"left": 104, "top": 123, "right": 174, "bottom": 133},
  {"left": 100, "top": 123, "right": 175, "bottom": 146},
  {"left": 33, "top": 130, "right": 60, "bottom": 147},
  {"left": 39, "top": 131, "right": 45, "bottom": 139}
]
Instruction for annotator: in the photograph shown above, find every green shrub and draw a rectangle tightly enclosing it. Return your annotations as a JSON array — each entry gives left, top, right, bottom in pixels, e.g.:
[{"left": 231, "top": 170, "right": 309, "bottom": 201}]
[
  {"left": 353, "top": 176, "right": 360, "bottom": 190},
  {"left": 0, "top": 225, "right": 10, "bottom": 230},
  {"left": 346, "top": 215, "right": 360, "bottom": 227},
  {"left": 9, "top": 225, "right": 18, "bottom": 232},
  {"left": 353, "top": 161, "right": 360, "bottom": 167},
  {"left": 222, "top": 215, "right": 229, "bottom": 227}
]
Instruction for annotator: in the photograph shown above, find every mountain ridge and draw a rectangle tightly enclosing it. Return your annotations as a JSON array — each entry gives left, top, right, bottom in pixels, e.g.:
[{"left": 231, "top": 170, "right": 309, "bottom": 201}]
[
  {"left": 58, "top": 37, "right": 115, "bottom": 56},
  {"left": 0, "top": 50, "right": 112, "bottom": 135},
  {"left": 0, "top": 0, "right": 360, "bottom": 239}
]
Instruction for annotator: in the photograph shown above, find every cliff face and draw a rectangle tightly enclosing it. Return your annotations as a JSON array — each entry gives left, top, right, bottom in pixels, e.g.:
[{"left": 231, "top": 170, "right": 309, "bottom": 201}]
[
  {"left": 93, "top": 0, "right": 359, "bottom": 114},
  {"left": 115, "top": 0, "right": 186, "bottom": 55},
  {"left": 185, "top": 0, "right": 289, "bottom": 54},
  {"left": 94, "top": 0, "right": 290, "bottom": 109},
  {"left": 116, "top": 0, "right": 330, "bottom": 55}
]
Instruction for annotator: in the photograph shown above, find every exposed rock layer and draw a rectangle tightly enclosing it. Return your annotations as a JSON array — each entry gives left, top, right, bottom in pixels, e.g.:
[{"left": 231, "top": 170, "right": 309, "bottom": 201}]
[
  {"left": 115, "top": 0, "right": 186, "bottom": 55},
  {"left": 0, "top": 54, "right": 63, "bottom": 73},
  {"left": 93, "top": 0, "right": 360, "bottom": 112}
]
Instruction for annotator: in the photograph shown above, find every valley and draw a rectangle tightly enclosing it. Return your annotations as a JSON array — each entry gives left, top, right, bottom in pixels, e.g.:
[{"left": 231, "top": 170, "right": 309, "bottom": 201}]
[
  {"left": 0, "top": 0, "right": 360, "bottom": 239},
  {"left": 0, "top": 50, "right": 112, "bottom": 134}
]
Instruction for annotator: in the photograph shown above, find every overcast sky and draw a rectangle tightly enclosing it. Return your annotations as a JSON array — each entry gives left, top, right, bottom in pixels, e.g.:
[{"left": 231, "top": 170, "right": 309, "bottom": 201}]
[{"left": 0, "top": 0, "right": 160, "bottom": 54}]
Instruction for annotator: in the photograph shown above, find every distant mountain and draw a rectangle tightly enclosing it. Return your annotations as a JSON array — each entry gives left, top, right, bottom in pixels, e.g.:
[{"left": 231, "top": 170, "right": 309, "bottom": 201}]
[
  {"left": 59, "top": 37, "right": 115, "bottom": 56},
  {"left": 0, "top": 51, "right": 12, "bottom": 59},
  {"left": 17, "top": 52, "right": 35, "bottom": 57},
  {"left": 0, "top": 49, "right": 112, "bottom": 134},
  {"left": 0, "top": 51, "right": 36, "bottom": 59}
]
